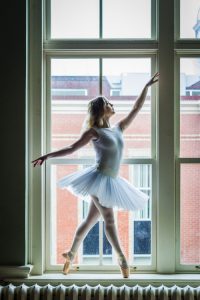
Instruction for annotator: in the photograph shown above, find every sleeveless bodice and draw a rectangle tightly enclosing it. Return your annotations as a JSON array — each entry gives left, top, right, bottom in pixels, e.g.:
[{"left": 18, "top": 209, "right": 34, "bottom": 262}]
[
  {"left": 92, "top": 124, "right": 124, "bottom": 178},
  {"left": 58, "top": 123, "right": 149, "bottom": 211}
]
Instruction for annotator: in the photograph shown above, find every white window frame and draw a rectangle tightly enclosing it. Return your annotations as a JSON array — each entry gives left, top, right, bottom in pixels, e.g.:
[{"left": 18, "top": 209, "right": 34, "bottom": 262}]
[
  {"left": 28, "top": 0, "right": 200, "bottom": 275},
  {"left": 45, "top": 54, "right": 156, "bottom": 273}
]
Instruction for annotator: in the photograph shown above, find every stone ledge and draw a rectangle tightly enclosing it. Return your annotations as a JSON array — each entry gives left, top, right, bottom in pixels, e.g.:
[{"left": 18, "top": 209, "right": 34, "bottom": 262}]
[
  {"left": 3, "top": 273, "right": 200, "bottom": 287},
  {"left": 0, "top": 265, "right": 33, "bottom": 280}
]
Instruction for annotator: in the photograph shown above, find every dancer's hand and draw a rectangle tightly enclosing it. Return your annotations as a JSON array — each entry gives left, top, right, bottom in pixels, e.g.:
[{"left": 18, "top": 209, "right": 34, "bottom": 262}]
[
  {"left": 146, "top": 72, "right": 159, "bottom": 87},
  {"left": 31, "top": 154, "right": 49, "bottom": 167}
]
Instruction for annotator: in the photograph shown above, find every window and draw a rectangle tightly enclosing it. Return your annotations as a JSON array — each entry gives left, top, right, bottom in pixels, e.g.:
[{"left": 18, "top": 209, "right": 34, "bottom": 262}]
[
  {"left": 131, "top": 165, "right": 152, "bottom": 265},
  {"left": 29, "top": 0, "right": 200, "bottom": 274},
  {"left": 180, "top": 0, "right": 200, "bottom": 39},
  {"left": 51, "top": 88, "right": 88, "bottom": 96},
  {"left": 47, "top": 57, "right": 154, "bottom": 270},
  {"left": 50, "top": 0, "right": 151, "bottom": 39},
  {"left": 176, "top": 58, "right": 200, "bottom": 271}
]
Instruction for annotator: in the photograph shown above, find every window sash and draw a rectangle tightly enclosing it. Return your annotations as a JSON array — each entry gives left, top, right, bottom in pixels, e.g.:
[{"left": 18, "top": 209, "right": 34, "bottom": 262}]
[
  {"left": 175, "top": 55, "right": 200, "bottom": 271},
  {"left": 45, "top": 53, "right": 157, "bottom": 272},
  {"left": 45, "top": 160, "right": 157, "bottom": 272},
  {"left": 45, "top": 0, "right": 158, "bottom": 41}
]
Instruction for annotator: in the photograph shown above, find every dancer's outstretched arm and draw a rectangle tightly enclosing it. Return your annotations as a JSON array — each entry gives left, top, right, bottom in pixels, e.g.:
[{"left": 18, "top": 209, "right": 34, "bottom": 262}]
[
  {"left": 31, "top": 127, "right": 97, "bottom": 167},
  {"left": 118, "top": 72, "right": 159, "bottom": 132}
]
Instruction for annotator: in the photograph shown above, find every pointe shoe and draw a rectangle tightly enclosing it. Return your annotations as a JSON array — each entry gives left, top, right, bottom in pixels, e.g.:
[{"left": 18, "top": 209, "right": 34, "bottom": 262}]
[
  {"left": 62, "top": 250, "right": 75, "bottom": 275},
  {"left": 117, "top": 254, "right": 130, "bottom": 278}
]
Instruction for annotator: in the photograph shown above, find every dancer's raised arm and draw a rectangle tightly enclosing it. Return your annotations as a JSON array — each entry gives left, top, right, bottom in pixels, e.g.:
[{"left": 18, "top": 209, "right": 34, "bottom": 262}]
[
  {"left": 31, "top": 128, "right": 97, "bottom": 167},
  {"left": 118, "top": 72, "right": 159, "bottom": 132}
]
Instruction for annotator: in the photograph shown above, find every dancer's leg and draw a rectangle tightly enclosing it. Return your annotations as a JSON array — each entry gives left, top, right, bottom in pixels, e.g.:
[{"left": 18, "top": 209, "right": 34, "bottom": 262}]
[
  {"left": 91, "top": 195, "right": 124, "bottom": 257},
  {"left": 91, "top": 195, "right": 129, "bottom": 275},
  {"left": 68, "top": 199, "right": 101, "bottom": 258}
]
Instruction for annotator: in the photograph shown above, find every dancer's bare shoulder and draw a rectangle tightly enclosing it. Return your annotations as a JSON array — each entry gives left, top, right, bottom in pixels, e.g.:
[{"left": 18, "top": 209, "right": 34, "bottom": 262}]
[{"left": 89, "top": 127, "right": 99, "bottom": 140}]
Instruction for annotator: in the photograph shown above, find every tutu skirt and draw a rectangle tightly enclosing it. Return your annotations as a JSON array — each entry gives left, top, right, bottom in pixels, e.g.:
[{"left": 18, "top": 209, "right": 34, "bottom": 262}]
[{"left": 57, "top": 164, "right": 149, "bottom": 211}]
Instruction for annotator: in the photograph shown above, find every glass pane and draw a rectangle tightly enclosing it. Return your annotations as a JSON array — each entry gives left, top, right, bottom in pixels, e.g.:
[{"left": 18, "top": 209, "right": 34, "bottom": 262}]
[
  {"left": 134, "top": 221, "right": 151, "bottom": 255},
  {"left": 180, "top": 0, "right": 200, "bottom": 39},
  {"left": 51, "top": 0, "right": 99, "bottom": 38},
  {"left": 51, "top": 164, "right": 151, "bottom": 265},
  {"left": 103, "top": 223, "right": 112, "bottom": 255},
  {"left": 103, "top": 0, "right": 151, "bottom": 38},
  {"left": 180, "top": 59, "right": 200, "bottom": 157},
  {"left": 83, "top": 223, "right": 99, "bottom": 255},
  {"left": 103, "top": 58, "right": 151, "bottom": 158},
  {"left": 51, "top": 59, "right": 99, "bottom": 158},
  {"left": 180, "top": 164, "right": 200, "bottom": 264}
]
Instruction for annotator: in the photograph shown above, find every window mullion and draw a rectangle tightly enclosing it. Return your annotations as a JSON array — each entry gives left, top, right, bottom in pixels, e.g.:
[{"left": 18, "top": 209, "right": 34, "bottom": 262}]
[
  {"left": 44, "top": 0, "right": 51, "bottom": 41},
  {"left": 151, "top": 0, "right": 158, "bottom": 40},
  {"left": 157, "top": 0, "right": 176, "bottom": 273},
  {"left": 29, "top": 0, "right": 44, "bottom": 275},
  {"left": 99, "top": 0, "right": 103, "bottom": 39}
]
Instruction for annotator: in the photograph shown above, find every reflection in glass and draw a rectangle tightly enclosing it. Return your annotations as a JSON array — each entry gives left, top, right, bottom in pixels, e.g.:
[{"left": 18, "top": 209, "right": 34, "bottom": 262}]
[
  {"left": 180, "top": 164, "right": 200, "bottom": 264},
  {"left": 180, "top": 59, "right": 200, "bottom": 157},
  {"left": 180, "top": 0, "right": 200, "bottom": 38}
]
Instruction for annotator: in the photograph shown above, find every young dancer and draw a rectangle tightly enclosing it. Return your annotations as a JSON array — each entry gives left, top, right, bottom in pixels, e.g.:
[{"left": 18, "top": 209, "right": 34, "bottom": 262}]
[{"left": 32, "top": 72, "right": 159, "bottom": 278}]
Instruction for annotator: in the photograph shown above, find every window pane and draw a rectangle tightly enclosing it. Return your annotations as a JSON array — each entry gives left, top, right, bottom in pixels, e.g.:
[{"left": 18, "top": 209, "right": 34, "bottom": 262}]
[
  {"left": 180, "top": 0, "right": 200, "bottom": 39},
  {"left": 51, "top": 59, "right": 99, "bottom": 158},
  {"left": 50, "top": 164, "right": 151, "bottom": 265},
  {"left": 180, "top": 58, "right": 200, "bottom": 158},
  {"left": 180, "top": 164, "right": 200, "bottom": 264},
  {"left": 103, "top": 58, "right": 151, "bottom": 158},
  {"left": 83, "top": 223, "right": 99, "bottom": 255},
  {"left": 131, "top": 164, "right": 152, "bottom": 265},
  {"left": 103, "top": 0, "right": 151, "bottom": 38},
  {"left": 134, "top": 220, "right": 151, "bottom": 259},
  {"left": 51, "top": 0, "right": 99, "bottom": 38}
]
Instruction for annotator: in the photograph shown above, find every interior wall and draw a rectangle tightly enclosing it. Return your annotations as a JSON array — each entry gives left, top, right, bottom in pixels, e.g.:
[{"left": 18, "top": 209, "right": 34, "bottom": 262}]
[{"left": 0, "top": 0, "right": 26, "bottom": 265}]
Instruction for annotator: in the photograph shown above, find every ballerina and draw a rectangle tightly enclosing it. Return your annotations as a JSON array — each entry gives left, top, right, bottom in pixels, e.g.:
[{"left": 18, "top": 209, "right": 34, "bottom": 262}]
[{"left": 32, "top": 72, "right": 159, "bottom": 278}]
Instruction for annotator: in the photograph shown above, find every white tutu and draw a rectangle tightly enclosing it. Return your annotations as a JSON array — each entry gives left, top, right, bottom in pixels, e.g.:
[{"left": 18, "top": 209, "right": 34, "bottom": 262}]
[{"left": 57, "top": 163, "right": 149, "bottom": 211}]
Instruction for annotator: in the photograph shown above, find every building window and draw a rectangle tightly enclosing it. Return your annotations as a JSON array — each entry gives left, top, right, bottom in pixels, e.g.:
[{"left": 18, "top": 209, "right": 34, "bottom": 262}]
[
  {"left": 51, "top": 88, "right": 88, "bottom": 96},
  {"left": 110, "top": 89, "right": 121, "bottom": 96}
]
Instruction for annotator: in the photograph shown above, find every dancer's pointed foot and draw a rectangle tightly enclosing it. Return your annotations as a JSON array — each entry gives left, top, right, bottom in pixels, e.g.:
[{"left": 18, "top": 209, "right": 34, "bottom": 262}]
[
  {"left": 117, "top": 254, "right": 130, "bottom": 278},
  {"left": 62, "top": 250, "right": 75, "bottom": 275}
]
